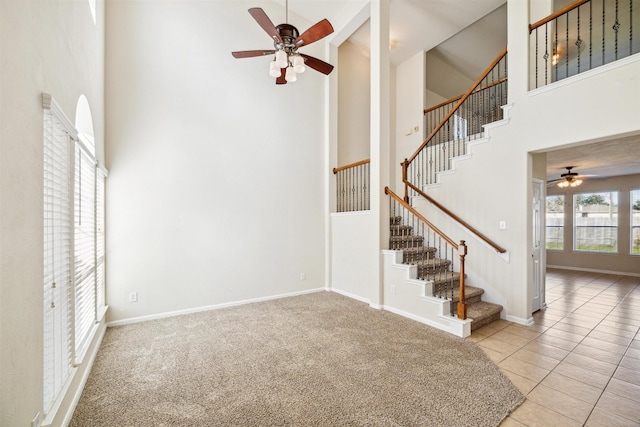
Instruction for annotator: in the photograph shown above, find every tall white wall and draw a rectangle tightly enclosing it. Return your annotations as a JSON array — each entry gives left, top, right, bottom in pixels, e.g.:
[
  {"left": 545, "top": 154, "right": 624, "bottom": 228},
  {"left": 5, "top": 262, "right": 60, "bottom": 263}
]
[
  {"left": 105, "top": 0, "right": 327, "bottom": 323},
  {"left": 0, "top": 0, "right": 105, "bottom": 425},
  {"left": 338, "top": 39, "right": 370, "bottom": 165},
  {"left": 395, "top": 51, "right": 425, "bottom": 193}
]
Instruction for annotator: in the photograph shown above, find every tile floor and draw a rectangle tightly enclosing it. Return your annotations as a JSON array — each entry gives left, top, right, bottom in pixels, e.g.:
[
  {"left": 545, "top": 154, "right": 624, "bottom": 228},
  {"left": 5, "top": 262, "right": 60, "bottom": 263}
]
[{"left": 468, "top": 268, "right": 640, "bottom": 426}]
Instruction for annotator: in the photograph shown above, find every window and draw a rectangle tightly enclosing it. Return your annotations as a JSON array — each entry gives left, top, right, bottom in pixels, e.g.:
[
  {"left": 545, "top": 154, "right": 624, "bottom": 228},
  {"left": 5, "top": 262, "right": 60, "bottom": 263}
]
[
  {"left": 42, "top": 94, "right": 107, "bottom": 417},
  {"left": 546, "top": 195, "right": 564, "bottom": 249},
  {"left": 574, "top": 191, "right": 618, "bottom": 253},
  {"left": 632, "top": 190, "right": 640, "bottom": 255}
]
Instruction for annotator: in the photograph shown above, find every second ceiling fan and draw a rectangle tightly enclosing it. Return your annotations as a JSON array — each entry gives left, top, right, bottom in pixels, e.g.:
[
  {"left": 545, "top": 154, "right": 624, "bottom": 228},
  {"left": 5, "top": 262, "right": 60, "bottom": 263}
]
[{"left": 231, "top": 3, "right": 335, "bottom": 84}]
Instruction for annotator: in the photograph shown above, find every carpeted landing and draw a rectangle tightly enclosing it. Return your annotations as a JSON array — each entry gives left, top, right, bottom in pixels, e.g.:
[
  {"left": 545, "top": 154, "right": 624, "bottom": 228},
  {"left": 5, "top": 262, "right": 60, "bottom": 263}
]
[{"left": 70, "top": 292, "right": 523, "bottom": 426}]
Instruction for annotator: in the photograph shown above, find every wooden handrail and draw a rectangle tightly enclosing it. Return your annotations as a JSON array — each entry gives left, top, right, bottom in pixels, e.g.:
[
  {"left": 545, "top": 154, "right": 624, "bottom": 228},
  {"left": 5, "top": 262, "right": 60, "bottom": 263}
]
[
  {"left": 404, "top": 181, "right": 507, "bottom": 253},
  {"left": 423, "top": 77, "right": 508, "bottom": 115},
  {"left": 385, "top": 187, "right": 457, "bottom": 248},
  {"left": 333, "top": 158, "right": 370, "bottom": 174},
  {"left": 529, "top": 0, "right": 590, "bottom": 33},
  {"left": 408, "top": 48, "right": 507, "bottom": 164}
]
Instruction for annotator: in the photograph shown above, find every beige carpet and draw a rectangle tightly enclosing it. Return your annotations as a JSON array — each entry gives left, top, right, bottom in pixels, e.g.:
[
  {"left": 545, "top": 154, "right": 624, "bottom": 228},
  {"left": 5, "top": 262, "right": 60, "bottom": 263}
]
[{"left": 71, "top": 292, "right": 523, "bottom": 426}]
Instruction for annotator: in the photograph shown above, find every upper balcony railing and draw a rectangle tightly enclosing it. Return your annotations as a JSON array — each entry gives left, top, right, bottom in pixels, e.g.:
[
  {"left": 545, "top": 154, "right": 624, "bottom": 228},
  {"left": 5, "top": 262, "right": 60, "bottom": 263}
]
[
  {"left": 530, "top": 0, "right": 639, "bottom": 89},
  {"left": 333, "top": 158, "right": 370, "bottom": 213}
]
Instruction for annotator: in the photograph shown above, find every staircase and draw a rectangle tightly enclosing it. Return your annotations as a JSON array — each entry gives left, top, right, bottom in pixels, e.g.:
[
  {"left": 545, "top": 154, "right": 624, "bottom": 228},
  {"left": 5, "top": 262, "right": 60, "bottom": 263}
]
[{"left": 389, "top": 215, "right": 502, "bottom": 332}]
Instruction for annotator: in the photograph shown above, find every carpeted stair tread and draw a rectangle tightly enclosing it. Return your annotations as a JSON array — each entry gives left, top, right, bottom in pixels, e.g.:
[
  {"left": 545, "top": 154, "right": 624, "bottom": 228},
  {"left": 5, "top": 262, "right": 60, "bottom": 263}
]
[
  {"left": 389, "top": 224, "right": 413, "bottom": 236},
  {"left": 401, "top": 246, "right": 437, "bottom": 263},
  {"left": 467, "top": 301, "right": 503, "bottom": 331},
  {"left": 389, "top": 235, "right": 424, "bottom": 249},
  {"left": 423, "top": 271, "right": 461, "bottom": 285}
]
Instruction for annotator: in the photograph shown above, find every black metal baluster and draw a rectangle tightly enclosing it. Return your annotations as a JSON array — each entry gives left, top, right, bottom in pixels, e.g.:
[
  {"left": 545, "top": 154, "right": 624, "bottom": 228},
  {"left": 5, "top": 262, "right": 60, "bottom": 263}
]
[
  {"left": 602, "top": 0, "right": 606, "bottom": 66},
  {"left": 450, "top": 245, "right": 455, "bottom": 314},
  {"left": 590, "top": 0, "right": 593, "bottom": 69},
  {"left": 566, "top": 11, "right": 569, "bottom": 77},
  {"left": 630, "top": 0, "right": 633, "bottom": 56},
  {"left": 544, "top": 24, "right": 549, "bottom": 85},
  {"left": 614, "top": 0, "right": 620, "bottom": 61},
  {"left": 535, "top": 27, "right": 539, "bottom": 88},
  {"left": 554, "top": 19, "right": 559, "bottom": 80},
  {"left": 577, "top": 6, "right": 581, "bottom": 74}
]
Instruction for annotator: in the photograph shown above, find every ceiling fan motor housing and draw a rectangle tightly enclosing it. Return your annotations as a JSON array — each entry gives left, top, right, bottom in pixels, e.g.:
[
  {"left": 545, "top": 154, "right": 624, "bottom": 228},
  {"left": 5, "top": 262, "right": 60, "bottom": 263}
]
[{"left": 275, "top": 24, "right": 300, "bottom": 53}]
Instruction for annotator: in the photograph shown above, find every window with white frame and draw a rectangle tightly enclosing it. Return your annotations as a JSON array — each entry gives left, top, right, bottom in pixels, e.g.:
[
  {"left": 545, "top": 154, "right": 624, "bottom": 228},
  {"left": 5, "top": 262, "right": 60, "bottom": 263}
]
[
  {"left": 574, "top": 191, "right": 618, "bottom": 253},
  {"left": 546, "top": 195, "right": 564, "bottom": 250},
  {"left": 632, "top": 189, "right": 640, "bottom": 255},
  {"left": 42, "top": 94, "right": 107, "bottom": 416}
]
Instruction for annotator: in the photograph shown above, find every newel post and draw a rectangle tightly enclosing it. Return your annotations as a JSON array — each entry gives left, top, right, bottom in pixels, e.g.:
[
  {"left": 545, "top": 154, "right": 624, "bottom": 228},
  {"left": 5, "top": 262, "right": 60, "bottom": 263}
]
[
  {"left": 401, "top": 158, "right": 409, "bottom": 203},
  {"left": 457, "top": 240, "right": 468, "bottom": 320}
]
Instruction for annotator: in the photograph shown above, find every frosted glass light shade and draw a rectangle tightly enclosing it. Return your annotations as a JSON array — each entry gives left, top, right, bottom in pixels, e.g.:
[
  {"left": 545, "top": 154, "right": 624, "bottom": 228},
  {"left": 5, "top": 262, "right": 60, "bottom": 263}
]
[
  {"left": 275, "top": 50, "right": 288, "bottom": 68},
  {"left": 285, "top": 66, "right": 297, "bottom": 82},
  {"left": 269, "top": 61, "right": 281, "bottom": 77},
  {"left": 293, "top": 55, "right": 306, "bottom": 73}
]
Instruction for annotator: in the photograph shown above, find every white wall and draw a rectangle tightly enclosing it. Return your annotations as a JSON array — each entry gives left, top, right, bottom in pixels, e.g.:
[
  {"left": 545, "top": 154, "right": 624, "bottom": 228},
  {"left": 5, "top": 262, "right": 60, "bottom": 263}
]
[
  {"left": 338, "top": 39, "right": 370, "bottom": 166},
  {"left": 0, "top": 0, "right": 105, "bottom": 425},
  {"left": 105, "top": 0, "right": 328, "bottom": 323},
  {"left": 331, "top": 212, "right": 377, "bottom": 301},
  {"left": 425, "top": 50, "right": 474, "bottom": 100},
  {"left": 394, "top": 51, "right": 425, "bottom": 193}
]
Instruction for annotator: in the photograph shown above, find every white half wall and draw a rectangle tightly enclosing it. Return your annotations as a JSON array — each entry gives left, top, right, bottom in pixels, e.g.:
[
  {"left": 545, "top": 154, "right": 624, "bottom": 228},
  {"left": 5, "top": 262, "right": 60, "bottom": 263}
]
[{"left": 330, "top": 212, "right": 377, "bottom": 302}]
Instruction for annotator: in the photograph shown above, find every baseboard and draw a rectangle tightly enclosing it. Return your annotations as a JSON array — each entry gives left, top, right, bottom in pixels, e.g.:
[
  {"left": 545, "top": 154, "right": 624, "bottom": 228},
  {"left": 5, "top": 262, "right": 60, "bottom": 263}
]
[
  {"left": 107, "top": 288, "right": 325, "bottom": 327},
  {"left": 547, "top": 265, "right": 640, "bottom": 278},
  {"left": 506, "top": 315, "right": 534, "bottom": 326},
  {"left": 60, "top": 322, "right": 106, "bottom": 427},
  {"left": 382, "top": 304, "right": 468, "bottom": 337},
  {"left": 330, "top": 287, "right": 370, "bottom": 305}
]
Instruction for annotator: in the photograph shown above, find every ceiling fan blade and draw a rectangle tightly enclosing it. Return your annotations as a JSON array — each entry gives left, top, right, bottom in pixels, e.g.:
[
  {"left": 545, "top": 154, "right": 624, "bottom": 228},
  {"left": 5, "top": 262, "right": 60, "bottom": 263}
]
[
  {"left": 276, "top": 67, "right": 287, "bottom": 85},
  {"left": 294, "top": 19, "right": 334, "bottom": 48},
  {"left": 232, "top": 50, "right": 276, "bottom": 59},
  {"left": 300, "top": 54, "right": 334, "bottom": 75},
  {"left": 248, "top": 8, "right": 282, "bottom": 44}
]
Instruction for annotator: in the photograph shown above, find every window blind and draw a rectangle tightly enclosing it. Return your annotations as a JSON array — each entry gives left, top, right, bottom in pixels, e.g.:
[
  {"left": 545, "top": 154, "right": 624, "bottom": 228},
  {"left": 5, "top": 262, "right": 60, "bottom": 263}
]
[
  {"left": 74, "top": 143, "right": 97, "bottom": 360},
  {"left": 96, "top": 171, "right": 106, "bottom": 310},
  {"left": 43, "top": 107, "right": 73, "bottom": 413}
]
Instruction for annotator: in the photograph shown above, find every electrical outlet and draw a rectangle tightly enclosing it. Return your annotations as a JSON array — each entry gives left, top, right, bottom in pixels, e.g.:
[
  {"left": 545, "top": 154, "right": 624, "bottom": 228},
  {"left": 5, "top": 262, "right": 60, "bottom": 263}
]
[
  {"left": 129, "top": 292, "right": 138, "bottom": 303},
  {"left": 499, "top": 221, "right": 507, "bottom": 230},
  {"left": 391, "top": 285, "right": 396, "bottom": 294},
  {"left": 300, "top": 273, "right": 306, "bottom": 280}
]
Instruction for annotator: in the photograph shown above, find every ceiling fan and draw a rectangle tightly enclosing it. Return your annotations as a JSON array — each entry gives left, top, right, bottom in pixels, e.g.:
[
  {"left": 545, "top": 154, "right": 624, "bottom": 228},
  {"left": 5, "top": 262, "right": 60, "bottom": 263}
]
[
  {"left": 547, "top": 166, "right": 595, "bottom": 188},
  {"left": 231, "top": 3, "right": 335, "bottom": 84}
]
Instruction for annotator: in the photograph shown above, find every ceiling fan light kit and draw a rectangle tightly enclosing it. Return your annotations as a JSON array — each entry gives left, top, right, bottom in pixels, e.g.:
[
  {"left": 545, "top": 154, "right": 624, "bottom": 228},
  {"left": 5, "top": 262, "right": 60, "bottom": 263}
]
[
  {"left": 231, "top": 4, "right": 335, "bottom": 85},
  {"left": 556, "top": 166, "right": 583, "bottom": 188}
]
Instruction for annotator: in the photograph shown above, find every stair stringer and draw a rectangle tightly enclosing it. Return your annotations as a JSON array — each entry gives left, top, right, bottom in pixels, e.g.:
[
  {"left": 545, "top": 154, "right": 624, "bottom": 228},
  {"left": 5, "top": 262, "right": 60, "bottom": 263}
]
[
  {"left": 381, "top": 250, "right": 472, "bottom": 338},
  {"left": 423, "top": 104, "right": 514, "bottom": 191}
]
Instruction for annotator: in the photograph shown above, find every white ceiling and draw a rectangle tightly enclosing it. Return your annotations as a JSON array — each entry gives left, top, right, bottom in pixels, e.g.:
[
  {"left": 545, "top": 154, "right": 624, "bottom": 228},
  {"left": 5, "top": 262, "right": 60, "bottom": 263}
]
[
  {"left": 275, "top": 0, "right": 505, "bottom": 65},
  {"left": 544, "top": 137, "right": 640, "bottom": 182}
]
